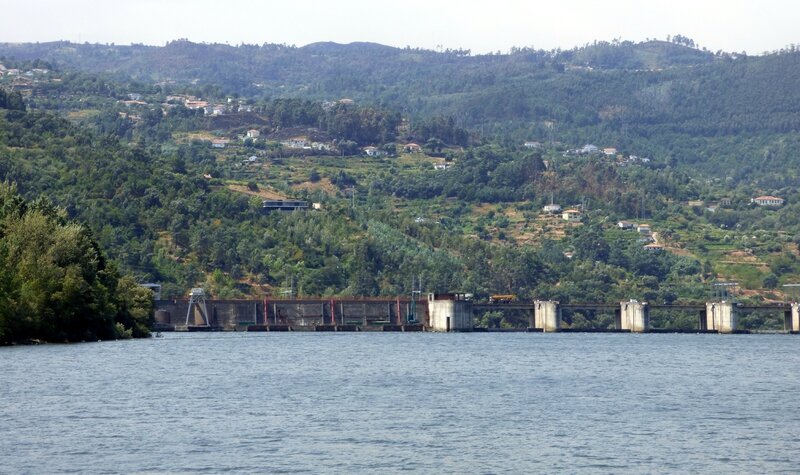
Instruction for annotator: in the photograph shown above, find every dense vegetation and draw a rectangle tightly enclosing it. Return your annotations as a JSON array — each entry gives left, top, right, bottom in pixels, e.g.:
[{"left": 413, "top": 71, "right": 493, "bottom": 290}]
[{"left": 0, "top": 181, "right": 153, "bottom": 344}]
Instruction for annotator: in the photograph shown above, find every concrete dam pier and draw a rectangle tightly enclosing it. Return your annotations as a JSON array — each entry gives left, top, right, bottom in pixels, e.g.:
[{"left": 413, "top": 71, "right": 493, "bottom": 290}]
[{"left": 152, "top": 292, "right": 800, "bottom": 334}]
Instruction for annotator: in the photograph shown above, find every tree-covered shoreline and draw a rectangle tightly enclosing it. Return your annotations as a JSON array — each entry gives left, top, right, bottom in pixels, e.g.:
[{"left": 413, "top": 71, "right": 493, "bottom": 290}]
[{"left": 0, "top": 182, "right": 152, "bottom": 345}]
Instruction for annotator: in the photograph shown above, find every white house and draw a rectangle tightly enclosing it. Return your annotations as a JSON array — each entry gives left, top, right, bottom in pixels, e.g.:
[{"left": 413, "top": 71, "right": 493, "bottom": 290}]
[
  {"left": 751, "top": 196, "right": 784, "bottom": 206},
  {"left": 185, "top": 100, "right": 208, "bottom": 110},
  {"left": 283, "top": 137, "right": 308, "bottom": 149},
  {"left": 311, "top": 142, "right": 332, "bottom": 151},
  {"left": 617, "top": 220, "right": 634, "bottom": 229},
  {"left": 246, "top": 129, "right": 260, "bottom": 139},
  {"left": 580, "top": 144, "right": 599, "bottom": 154},
  {"left": 211, "top": 139, "right": 229, "bottom": 148},
  {"left": 637, "top": 224, "right": 651, "bottom": 234},
  {"left": 543, "top": 203, "right": 562, "bottom": 213},
  {"left": 562, "top": 209, "right": 581, "bottom": 222},
  {"left": 404, "top": 143, "right": 422, "bottom": 153},
  {"left": 363, "top": 146, "right": 383, "bottom": 157}
]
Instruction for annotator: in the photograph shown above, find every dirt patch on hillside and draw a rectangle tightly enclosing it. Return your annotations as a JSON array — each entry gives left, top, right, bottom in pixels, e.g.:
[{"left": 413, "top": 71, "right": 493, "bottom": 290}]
[
  {"left": 739, "top": 288, "right": 785, "bottom": 303},
  {"left": 292, "top": 178, "right": 339, "bottom": 195},
  {"left": 173, "top": 131, "right": 219, "bottom": 143},
  {"left": 228, "top": 184, "right": 287, "bottom": 200},
  {"left": 663, "top": 245, "right": 694, "bottom": 257},
  {"left": 717, "top": 250, "right": 763, "bottom": 265}
]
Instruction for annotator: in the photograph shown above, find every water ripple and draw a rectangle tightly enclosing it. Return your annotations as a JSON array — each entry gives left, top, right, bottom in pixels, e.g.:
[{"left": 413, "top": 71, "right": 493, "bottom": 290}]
[{"left": 2, "top": 333, "right": 799, "bottom": 473}]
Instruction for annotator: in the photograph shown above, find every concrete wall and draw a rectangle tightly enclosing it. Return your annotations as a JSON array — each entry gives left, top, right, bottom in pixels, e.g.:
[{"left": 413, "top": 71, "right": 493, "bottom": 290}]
[
  {"left": 705, "top": 302, "right": 736, "bottom": 333},
  {"left": 155, "top": 300, "right": 266, "bottom": 330},
  {"left": 791, "top": 303, "right": 800, "bottom": 332},
  {"left": 534, "top": 300, "right": 560, "bottom": 332},
  {"left": 428, "top": 294, "right": 473, "bottom": 332},
  {"left": 620, "top": 300, "right": 649, "bottom": 332},
  {"left": 155, "top": 299, "right": 429, "bottom": 330}
]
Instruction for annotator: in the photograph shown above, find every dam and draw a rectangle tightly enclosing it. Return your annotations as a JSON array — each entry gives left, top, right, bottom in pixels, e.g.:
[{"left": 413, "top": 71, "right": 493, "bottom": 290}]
[{"left": 152, "top": 292, "right": 800, "bottom": 334}]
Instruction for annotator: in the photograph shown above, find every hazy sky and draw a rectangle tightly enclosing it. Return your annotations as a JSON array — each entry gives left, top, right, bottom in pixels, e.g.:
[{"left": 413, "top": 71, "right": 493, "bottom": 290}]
[{"left": 2, "top": 0, "right": 797, "bottom": 54}]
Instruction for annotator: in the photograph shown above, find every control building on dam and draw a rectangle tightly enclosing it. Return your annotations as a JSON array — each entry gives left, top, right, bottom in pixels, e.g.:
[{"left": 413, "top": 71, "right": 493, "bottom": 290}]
[{"left": 151, "top": 291, "right": 800, "bottom": 334}]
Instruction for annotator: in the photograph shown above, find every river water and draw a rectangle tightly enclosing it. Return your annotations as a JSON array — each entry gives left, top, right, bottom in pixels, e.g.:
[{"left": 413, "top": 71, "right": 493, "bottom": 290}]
[{"left": 2, "top": 332, "right": 799, "bottom": 474}]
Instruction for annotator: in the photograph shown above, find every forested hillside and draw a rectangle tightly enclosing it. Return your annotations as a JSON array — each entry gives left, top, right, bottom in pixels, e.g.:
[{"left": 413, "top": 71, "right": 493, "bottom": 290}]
[
  {"left": 1, "top": 38, "right": 799, "bottom": 330},
  {"left": 3, "top": 39, "right": 800, "bottom": 177}
]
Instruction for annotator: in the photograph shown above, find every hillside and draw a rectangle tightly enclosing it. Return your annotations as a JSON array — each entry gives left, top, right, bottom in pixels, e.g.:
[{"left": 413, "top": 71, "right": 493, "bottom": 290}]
[
  {"left": 3, "top": 40, "right": 800, "bottom": 179},
  {"left": 1, "top": 39, "right": 799, "bottom": 330}
]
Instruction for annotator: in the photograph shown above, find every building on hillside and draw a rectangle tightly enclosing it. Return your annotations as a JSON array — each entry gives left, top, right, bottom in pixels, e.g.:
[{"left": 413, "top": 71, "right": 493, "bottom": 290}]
[
  {"left": 637, "top": 224, "right": 651, "bottom": 234},
  {"left": 751, "top": 195, "right": 784, "bottom": 206},
  {"left": 617, "top": 220, "right": 634, "bottom": 229},
  {"left": 363, "top": 146, "right": 383, "bottom": 157},
  {"left": 524, "top": 141, "right": 542, "bottom": 149},
  {"left": 603, "top": 147, "right": 618, "bottom": 156},
  {"left": 562, "top": 209, "right": 581, "bottom": 222},
  {"left": 543, "top": 203, "right": 562, "bottom": 213},
  {"left": 580, "top": 144, "right": 599, "bottom": 155},
  {"left": 283, "top": 137, "right": 308, "bottom": 149},
  {"left": 211, "top": 139, "right": 229, "bottom": 148},
  {"left": 720, "top": 197, "right": 733, "bottom": 206},
  {"left": 185, "top": 100, "right": 208, "bottom": 110},
  {"left": 644, "top": 243, "right": 664, "bottom": 252},
  {"left": 262, "top": 200, "right": 309, "bottom": 212},
  {"left": 404, "top": 143, "right": 422, "bottom": 153},
  {"left": 433, "top": 163, "right": 453, "bottom": 170},
  {"left": 311, "top": 142, "right": 332, "bottom": 151},
  {"left": 246, "top": 129, "right": 260, "bottom": 139},
  {"left": 209, "top": 104, "right": 226, "bottom": 116}
]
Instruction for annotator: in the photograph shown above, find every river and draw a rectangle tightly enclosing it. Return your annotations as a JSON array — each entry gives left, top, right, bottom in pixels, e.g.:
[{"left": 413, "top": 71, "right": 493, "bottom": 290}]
[{"left": 2, "top": 332, "right": 799, "bottom": 473}]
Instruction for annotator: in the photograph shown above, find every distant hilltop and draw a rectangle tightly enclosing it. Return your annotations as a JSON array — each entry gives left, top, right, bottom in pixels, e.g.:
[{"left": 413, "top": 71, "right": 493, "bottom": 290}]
[{"left": 0, "top": 37, "right": 721, "bottom": 80}]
